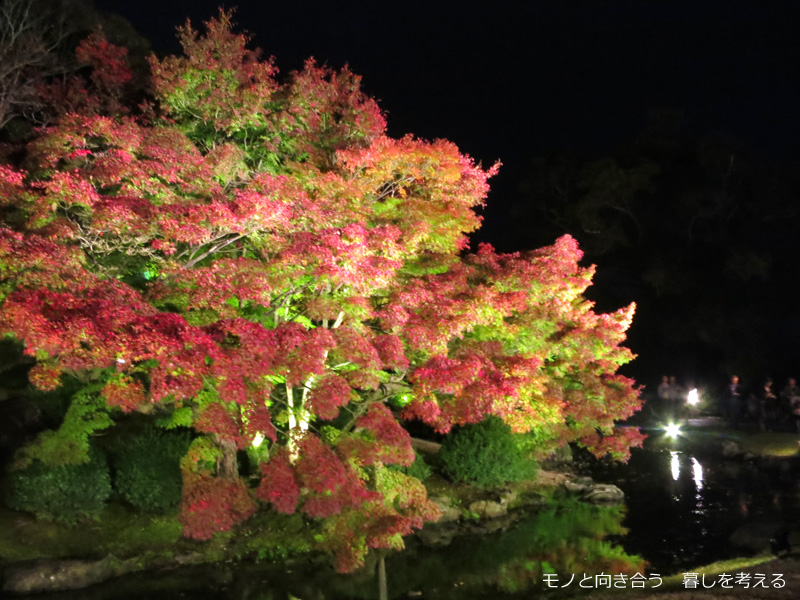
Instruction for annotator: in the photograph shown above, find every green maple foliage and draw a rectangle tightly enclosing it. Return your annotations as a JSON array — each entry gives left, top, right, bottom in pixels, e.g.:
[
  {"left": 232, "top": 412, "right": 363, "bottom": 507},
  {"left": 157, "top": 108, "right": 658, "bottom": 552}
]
[{"left": 0, "top": 10, "right": 643, "bottom": 571}]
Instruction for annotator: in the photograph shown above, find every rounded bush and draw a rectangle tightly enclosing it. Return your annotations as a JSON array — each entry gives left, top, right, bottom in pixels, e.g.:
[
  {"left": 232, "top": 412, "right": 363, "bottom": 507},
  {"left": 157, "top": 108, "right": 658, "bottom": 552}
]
[
  {"left": 439, "top": 417, "right": 535, "bottom": 487},
  {"left": 5, "top": 445, "right": 111, "bottom": 524},
  {"left": 390, "top": 449, "right": 432, "bottom": 481},
  {"left": 114, "top": 427, "right": 192, "bottom": 513},
  {"left": 406, "top": 450, "right": 432, "bottom": 481}
]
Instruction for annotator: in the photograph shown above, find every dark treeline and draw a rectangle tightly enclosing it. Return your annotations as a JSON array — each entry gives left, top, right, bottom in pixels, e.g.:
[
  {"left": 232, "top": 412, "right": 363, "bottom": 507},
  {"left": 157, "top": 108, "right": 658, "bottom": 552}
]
[{"left": 497, "top": 109, "right": 800, "bottom": 388}]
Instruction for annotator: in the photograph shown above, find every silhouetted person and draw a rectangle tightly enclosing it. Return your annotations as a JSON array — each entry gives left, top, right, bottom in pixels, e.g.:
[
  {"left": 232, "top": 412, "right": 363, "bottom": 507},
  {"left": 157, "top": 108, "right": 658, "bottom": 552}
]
[
  {"left": 667, "top": 375, "right": 684, "bottom": 421},
  {"left": 780, "top": 378, "right": 800, "bottom": 431},
  {"left": 760, "top": 377, "right": 778, "bottom": 431},
  {"left": 725, "top": 375, "right": 744, "bottom": 429},
  {"left": 657, "top": 375, "right": 670, "bottom": 405}
]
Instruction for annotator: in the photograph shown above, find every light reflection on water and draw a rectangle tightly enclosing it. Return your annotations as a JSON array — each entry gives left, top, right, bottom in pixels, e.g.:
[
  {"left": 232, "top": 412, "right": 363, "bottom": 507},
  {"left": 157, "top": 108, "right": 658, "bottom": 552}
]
[
  {"left": 669, "top": 451, "right": 705, "bottom": 509},
  {"left": 589, "top": 435, "right": 800, "bottom": 575},
  {"left": 668, "top": 451, "right": 707, "bottom": 523},
  {"left": 670, "top": 450, "right": 680, "bottom": 481},
  {"left": 691, "top": 457, "right": 704, "bottom": 491}
]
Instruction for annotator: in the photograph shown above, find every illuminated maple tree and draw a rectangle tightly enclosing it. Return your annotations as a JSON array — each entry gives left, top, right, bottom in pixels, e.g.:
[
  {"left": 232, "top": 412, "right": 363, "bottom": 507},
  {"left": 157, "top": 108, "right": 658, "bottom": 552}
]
[{"left": 0, "top": 11, "right": 642, "bottom": 571}]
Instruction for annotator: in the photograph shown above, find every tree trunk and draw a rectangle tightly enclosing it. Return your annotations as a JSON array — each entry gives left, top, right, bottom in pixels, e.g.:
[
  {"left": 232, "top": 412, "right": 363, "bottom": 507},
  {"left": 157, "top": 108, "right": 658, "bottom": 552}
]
[
  {"left": 377, "top": 556, "right": 387, "bottom": 600},
  {"left": 410, "top": 437, "right": 441, "bottom": 455},
  {"left": 216, "top": 435, "right": 239, "bottom": 479}
]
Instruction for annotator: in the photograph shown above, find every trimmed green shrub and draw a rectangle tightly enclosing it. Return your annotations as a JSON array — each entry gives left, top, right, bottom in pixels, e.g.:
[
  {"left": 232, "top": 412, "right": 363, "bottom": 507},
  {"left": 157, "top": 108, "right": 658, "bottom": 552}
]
[
  {"left": 439, "top": 417, "right": 536, "bottom": 487},
  {"left": 5, "top": 445, "right": 111, "bottom": 523},
  {"left": 114, "top": 427, "right": 192, "bottom": 513},
  {"left": 406, "top": 450, "right": 433, "bottom": 481}
]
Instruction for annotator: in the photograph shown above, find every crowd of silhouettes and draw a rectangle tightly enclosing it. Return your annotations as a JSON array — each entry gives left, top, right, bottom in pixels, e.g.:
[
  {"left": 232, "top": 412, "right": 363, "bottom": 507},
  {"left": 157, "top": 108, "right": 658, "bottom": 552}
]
[
  {"left": 655, "top": 374, "right": 703, "bottom": 423},
  {"left": 655, "top": 373, "right": 800, "bottom": 432},
  {"left": 723, "top": 374, "right": 800, "bottom": 432},
  {"left": 657, "top": 375, "right": 686, "bottom": 421}
]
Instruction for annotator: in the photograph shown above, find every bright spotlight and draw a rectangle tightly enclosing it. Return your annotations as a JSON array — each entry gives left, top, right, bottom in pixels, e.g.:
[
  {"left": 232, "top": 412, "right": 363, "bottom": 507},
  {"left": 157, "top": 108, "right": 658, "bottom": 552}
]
[
  {"left": 687, "top": 388, "right": 699, "bottom": 406},
  {"left": 252, "top": 432, "right": 265, "bottom": 448},
  {"left": 664, "top": 423, "right": 682, "bottom": 438}
]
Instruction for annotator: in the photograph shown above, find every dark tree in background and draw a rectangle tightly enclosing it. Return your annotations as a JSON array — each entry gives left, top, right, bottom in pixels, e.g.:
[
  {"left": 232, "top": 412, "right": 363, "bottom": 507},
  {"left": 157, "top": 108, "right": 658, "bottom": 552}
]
[
  {"left": 0, "top": 0, "right": 89, "bottom": 129},
  {"left": 511, "top": 109, "right": 800, "bottom": 387},
  {"left": 0, "top": 0, "right": 150, "bottom": 136}
]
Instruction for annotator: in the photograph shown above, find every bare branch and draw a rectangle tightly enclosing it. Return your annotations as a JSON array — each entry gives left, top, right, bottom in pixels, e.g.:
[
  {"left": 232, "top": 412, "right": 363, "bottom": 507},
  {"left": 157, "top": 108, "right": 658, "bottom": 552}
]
[{"left": 0, "top": 0, "right": 94, "bottom": 128}]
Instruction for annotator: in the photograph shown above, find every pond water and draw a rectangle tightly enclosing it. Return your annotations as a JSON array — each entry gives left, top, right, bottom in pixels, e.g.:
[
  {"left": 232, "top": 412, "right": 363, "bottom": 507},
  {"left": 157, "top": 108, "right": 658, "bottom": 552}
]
[
  {"left": 22, "top": 427, "right": 800, "bottom": 600},
  {"left": 586, "top": 424, "right": 800, "bottom": 574},
  {"left": 26, "top": 500, "right": 640, "bottom": 600}
]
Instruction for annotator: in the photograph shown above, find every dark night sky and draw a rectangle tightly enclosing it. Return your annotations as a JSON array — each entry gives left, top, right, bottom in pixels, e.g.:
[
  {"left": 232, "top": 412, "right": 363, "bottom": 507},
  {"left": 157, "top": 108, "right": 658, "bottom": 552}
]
[
  {"left": 92, "top": 0, "right": 800, "bottom": 386},
  {"left": 94, "top": 0, "right": 800, "bottom": 214}
]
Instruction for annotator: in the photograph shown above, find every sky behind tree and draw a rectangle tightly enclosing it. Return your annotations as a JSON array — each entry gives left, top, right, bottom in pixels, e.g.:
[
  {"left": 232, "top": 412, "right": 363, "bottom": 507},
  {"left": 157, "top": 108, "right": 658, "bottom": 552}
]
[{"left": 95, "top": 1, "right": 800, "bottom": 168}]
